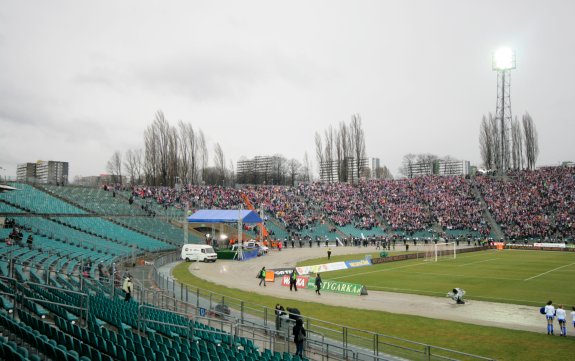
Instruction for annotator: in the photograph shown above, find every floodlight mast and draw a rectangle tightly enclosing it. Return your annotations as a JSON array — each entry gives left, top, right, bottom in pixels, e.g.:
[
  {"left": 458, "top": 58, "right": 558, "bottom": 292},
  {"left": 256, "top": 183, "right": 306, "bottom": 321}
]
[{"left": 492, "top": 48, "right": 516, "bottom": 174}]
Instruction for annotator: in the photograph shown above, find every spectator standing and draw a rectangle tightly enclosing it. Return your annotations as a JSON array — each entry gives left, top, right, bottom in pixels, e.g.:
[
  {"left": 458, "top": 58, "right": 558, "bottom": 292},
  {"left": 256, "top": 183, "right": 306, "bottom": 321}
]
[
  {"left": 293, "top": 318, "right": 306, "bottom": 358},
  {"left": 258, "top": 267, "right": 267, "bottom": 287},
  {"left": 556, "top": 305, "right": 567, "bottom": 336},
  {"left": 123, "top": 276, "right": 133, "bottom": 302},
  {"left": 26, "top": 234, "right": 33, "bottom": 249},
  {"left": 290, "top": 270, "right": 298, "bottom": 292},
  {"left": 275, "top": 304, "right": 285, "bottom": 330},
  {"left": 315, "top": 273, "right": 323, "bottom": 295},
  {"left": 545, "top": 300, "right": 555, "bottom": 335}
]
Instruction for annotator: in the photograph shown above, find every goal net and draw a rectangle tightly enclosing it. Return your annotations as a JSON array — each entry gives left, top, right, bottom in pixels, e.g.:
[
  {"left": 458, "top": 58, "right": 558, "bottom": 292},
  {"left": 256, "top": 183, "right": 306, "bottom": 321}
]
[{"left": 424, "top": 242, "right": 456, "bottom": 262}]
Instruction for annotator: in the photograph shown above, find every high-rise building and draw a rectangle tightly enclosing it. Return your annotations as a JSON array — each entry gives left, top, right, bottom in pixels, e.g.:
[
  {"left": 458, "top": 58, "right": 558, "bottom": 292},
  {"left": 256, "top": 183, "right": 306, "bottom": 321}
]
[
  {"left": 16, "top": 163, "right": 36, "bottom": 182},
  {"left": 406, "top": 160, "right": 470, "bottom": 178},
  {"left": 370, "top": 158, "right": 381, "bottom": 179},
  {"left": 16, "top": 160, "right": 68, "bottom": 185},
  {"left": 319, "top": 157, "right": 369, "bottom": 183}
]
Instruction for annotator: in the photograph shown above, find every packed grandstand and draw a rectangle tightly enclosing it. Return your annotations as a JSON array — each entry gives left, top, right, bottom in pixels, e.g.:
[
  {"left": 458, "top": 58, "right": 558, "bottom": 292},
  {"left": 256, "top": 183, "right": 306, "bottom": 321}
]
[{"left": 1, "top": 166, "right": 574, "bottom": 360}]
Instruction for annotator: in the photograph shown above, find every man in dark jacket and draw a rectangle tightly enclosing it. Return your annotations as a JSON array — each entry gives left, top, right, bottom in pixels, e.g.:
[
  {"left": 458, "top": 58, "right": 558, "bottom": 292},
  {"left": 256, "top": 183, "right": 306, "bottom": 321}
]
[
  {"left": 293, "top": 318, "right": 306, "bottom": 357},
  {"left": 315, "top": 273, "right": 323, "bottom": 295}
]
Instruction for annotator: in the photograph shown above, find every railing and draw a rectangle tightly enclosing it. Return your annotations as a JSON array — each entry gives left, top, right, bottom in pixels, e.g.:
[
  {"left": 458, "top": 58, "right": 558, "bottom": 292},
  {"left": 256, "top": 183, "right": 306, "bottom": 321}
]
[
  {"left": 151, "top": 252, "right": 496, "bottom": 361},
  {"left": 21, "top": 281, "right": 90, "bottom": 327}
]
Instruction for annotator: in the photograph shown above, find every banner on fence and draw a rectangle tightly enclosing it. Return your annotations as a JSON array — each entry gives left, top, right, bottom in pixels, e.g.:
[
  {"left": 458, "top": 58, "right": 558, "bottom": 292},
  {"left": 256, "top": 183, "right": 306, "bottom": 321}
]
[
  {"left": 296, "top": 261, "right": 347, "bottom": 275},
  {"left": 306, "top": 277, "right": 367, "bottom": 296},
  {"left": 281, "top": 275, "right": 310, "bottom": 288},
  {"left": 534, "top": 242, "right": 566, "bottom": 248},
  {"left": 272, "top": 268, "right": 295, "bottom": 277},
  {"left": 344, "top": 259, "right": 372, "bottom": 268}
]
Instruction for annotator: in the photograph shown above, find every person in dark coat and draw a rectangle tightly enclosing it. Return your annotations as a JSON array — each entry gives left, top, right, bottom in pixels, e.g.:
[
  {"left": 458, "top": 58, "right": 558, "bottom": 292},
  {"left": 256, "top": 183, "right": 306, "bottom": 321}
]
[
  {"left": 292, "top": 318, "right": 306, "bottom": 357},
  {"left": 315, "top": 273, "right": 323, "bottom": 295}
]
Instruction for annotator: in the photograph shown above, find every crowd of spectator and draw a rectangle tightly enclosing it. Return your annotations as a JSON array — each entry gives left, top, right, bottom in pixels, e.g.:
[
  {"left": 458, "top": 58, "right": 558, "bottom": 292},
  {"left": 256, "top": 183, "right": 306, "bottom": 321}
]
[
  {"left": 477, "top": 167, "right": 575, "bottom": 240},
  {"left": 127, "top": 167, "right": 575, "bottom": 241}
]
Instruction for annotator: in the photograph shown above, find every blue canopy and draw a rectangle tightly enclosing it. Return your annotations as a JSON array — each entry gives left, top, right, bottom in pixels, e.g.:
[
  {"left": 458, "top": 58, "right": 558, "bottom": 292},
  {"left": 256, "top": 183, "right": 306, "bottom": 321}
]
[{"left": 187, "top": 209, "right": 263, "bottom": 224}]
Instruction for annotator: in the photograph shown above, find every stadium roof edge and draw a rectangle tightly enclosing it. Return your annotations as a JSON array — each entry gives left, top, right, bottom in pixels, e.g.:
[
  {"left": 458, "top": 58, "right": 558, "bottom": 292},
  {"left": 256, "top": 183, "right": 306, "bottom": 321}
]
[{"left": 187, "top": 209, "right": 263, "bottom": 223}]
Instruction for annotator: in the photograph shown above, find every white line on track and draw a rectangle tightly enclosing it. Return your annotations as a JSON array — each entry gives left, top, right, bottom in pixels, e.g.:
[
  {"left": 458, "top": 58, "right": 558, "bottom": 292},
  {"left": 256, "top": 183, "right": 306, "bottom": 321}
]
[
  {"left": 524, "top": 262, "right": 575, "bottom": 281},
  {"left": 457, "top": 258, "right": 501, "bottom": 267}
]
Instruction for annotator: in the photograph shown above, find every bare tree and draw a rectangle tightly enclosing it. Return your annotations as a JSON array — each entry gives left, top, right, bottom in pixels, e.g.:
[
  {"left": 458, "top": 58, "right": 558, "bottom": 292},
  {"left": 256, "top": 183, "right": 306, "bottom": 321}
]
[
  {"left": 287, "top": 159, "right": 301, "bottom": 186},
  {"left": 144, "top": 124, "right": 158, "bottom": 185},
  {"left": 177, "top": 121, "right": 190, "bottom": 185},
  {"left": 510, "top": 116, "right": 524, "bottom": 170},
  {"left": 398, "top": 153, "right": 416, "bottom": 178},
  {"left": 375, "top": 165, "right": 393, "bottom": 179},
  {"left": 479, "top": 115, "right": 494, "bottom": 170},
  {"left": 167, "top": 126, "right": 179, "bottom": 187},
  {"left": 213, "top": 142, "right": 226, "bottom": 185},
  {"left": 314, "top": 132, "right": 324, "bottom": 181},
  {"left": 106, "top": 150, "right": 123, "bottom": 185},
  {"left": 489, "top": 113, "right": 501, "bottom": 172},
  {"left": 199, "top": 130, "right": 208, "bottom": 184},
  {"left": 522, "top": 112, "right": 539, "bottom": 170},
  {"left": 143, "top": 111, "right": 173, "bottom": 186},
  {"left": 302, "top": 152, "right": 312, "bottom": 182},
  {"left": 337, "top": 121, "right": 351, "bottom": 182},
  {"left": 324, "top": 126, "right": 336, "bottom": 182},
  {"left": 133, "top": 149, "right": 143, "bottom": 184},
  {"left": 179, "top": 121, "right": 202, "bottom": 185},
  {"left": 124, "top": 149, "right": 141, "bottom": 185},
  {"left": 350, "top": 114, "right": 366, "bottom": 182}
]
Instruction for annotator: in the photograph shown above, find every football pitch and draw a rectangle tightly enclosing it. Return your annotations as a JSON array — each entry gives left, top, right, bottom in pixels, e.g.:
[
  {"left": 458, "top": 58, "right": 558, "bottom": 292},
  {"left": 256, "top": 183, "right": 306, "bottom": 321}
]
[{"left": 322, "top": 249, "right": 575, "bottom": 306}]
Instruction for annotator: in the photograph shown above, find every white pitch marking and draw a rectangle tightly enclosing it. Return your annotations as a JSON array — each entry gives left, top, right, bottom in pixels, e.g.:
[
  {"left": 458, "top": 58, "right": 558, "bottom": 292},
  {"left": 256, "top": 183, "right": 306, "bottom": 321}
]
[
  {"left": 457, "top": 258, "right": 501, "bottom": 267},
  {"left": 524, "top": 262, "right": 575, "bottom": 281}
]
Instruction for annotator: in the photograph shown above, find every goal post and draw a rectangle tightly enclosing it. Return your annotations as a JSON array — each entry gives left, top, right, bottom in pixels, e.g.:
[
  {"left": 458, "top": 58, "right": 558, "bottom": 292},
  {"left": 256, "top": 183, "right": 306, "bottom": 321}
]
[{"left": 424, "top": 242, "right": 456, "bottom": 262}]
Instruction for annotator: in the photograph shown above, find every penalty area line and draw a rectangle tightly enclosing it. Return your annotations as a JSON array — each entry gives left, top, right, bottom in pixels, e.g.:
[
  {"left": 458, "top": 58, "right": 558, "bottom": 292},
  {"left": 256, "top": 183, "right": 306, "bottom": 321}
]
[
  {"left": 457, "top": 258, "right": 501, "bottom": 267},
  {"left": 524, "top": 262, "right": 575, "bottom": 281}
]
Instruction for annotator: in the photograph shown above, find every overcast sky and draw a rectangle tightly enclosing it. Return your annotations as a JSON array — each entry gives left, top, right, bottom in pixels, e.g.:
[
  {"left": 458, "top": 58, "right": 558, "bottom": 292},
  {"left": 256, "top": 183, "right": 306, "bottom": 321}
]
[{"left": 1, "top": 0, "right": 574, "bottom": 181}]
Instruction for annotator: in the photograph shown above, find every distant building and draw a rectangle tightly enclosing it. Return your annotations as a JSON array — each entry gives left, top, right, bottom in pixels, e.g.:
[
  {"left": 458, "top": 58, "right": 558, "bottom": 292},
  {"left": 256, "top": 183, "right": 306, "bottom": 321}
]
[
  {"left": 17, "top": 160, "right": 68, "bottom": 184},
  {"left": 16, "top": 163, "right": 36, "bottom": 182},
  {"left": 74, "top": 174, "right": 127, "bottom": 187},
  {"left": 320, "top": 157, "right": 369, "bottom": 183},
  {"left": 236, "top": 156, "right": 283, "bottom": 185},
  {"left": 407, "top": 160, "right": 470, "bottom": 178},
  {"left": 370, "top": 158, "right": 380, "bottom": 179}
]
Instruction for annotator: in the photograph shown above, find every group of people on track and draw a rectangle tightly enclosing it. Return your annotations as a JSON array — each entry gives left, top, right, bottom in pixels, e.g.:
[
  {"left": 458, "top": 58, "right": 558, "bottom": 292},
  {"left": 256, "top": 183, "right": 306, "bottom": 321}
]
[{"left": 543, "top": 301, "right": 574, "bottom": 337}]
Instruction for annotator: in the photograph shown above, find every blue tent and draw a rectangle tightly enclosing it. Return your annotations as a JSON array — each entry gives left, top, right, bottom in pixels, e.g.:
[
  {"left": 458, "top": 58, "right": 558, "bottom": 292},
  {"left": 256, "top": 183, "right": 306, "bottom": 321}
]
[{"left": 187, "top": 209, "right": 263, "bottom": 224}]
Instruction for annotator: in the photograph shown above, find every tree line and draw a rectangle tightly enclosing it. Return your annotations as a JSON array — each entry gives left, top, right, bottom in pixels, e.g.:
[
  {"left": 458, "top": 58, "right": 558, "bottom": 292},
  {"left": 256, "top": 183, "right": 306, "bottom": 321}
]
[
  {"left": 479, "top": 112, "right": 539, "bottom": 172},
  {"left": 104, "top": 111, "right": 392, "bottom": 187},
  {"left": 106, "top": 111, "right": 314, "bottom": 187},
  {"left": 314, "top": 114, "right": 391, "bottom": 183}
]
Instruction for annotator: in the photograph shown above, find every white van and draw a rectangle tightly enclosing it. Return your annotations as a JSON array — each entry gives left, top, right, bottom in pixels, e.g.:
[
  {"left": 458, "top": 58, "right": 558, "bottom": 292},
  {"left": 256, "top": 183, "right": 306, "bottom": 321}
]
[{"left": 181, "top": 244, "right": 217, "bottom": 262}]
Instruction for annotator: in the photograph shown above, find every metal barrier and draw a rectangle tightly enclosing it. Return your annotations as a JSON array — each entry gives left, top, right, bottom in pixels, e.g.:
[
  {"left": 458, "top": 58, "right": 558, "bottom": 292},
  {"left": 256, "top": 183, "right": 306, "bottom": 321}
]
[
  {"left": 0, "top": 276, "right": 17, "bottom": 317},
  {"left": 21, "top": 281, "right": 90, "bottom": 327}
]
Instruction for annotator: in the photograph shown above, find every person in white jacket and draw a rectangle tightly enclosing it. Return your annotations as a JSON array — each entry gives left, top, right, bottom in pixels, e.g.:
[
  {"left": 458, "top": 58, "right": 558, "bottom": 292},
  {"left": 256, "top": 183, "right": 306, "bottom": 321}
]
[
  {"left": 555, "top": 304, "right": 567, "bottom": 336},
  {"left": 122, "top": 276, "right": 133, "bottom": 302},
  {"left": 544, "top": 300, "right": 555, "bottom": 335}
]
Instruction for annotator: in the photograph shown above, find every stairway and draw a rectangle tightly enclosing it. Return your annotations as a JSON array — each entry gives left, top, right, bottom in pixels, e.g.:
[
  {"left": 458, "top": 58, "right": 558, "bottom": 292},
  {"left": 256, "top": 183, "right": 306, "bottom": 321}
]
[
  {"left": 471, "top": 182, "right": 505, "bottom": 240},
  {"left": 240, "top": 193, "right": 268, "bottom": 238}
]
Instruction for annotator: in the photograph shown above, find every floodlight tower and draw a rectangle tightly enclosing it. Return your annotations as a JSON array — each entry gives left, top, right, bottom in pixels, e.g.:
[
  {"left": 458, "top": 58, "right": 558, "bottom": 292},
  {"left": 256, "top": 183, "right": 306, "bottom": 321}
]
[{"left": 492, "top": 47, "right": 516, "bottom": 174}]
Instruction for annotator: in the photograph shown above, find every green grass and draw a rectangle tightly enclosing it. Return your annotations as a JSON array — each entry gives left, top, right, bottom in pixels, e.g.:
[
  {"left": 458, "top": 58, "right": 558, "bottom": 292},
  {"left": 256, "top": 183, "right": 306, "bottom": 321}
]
[
  {"left": 301, "top": 249, "right": 575, "bottom": 306},
  {"left": 172, "top": 249, "right": 575, "bottom": 361},
  {"left": 296, "top": 251, "right": 411, "bottom": 266}
]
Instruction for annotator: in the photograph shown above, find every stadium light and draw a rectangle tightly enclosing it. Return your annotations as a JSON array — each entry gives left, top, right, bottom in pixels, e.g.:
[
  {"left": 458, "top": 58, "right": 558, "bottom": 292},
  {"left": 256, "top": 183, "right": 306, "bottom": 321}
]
[{"left": 492, "top": 47, "right": 516, "bottom": 70}]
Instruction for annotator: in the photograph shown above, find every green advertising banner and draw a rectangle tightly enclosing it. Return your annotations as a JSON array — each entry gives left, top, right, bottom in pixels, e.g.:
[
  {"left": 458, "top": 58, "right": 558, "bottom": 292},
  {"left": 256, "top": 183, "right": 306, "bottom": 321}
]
[{"left": 307, "top": 278, "right": 368, "bottom": 296}]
